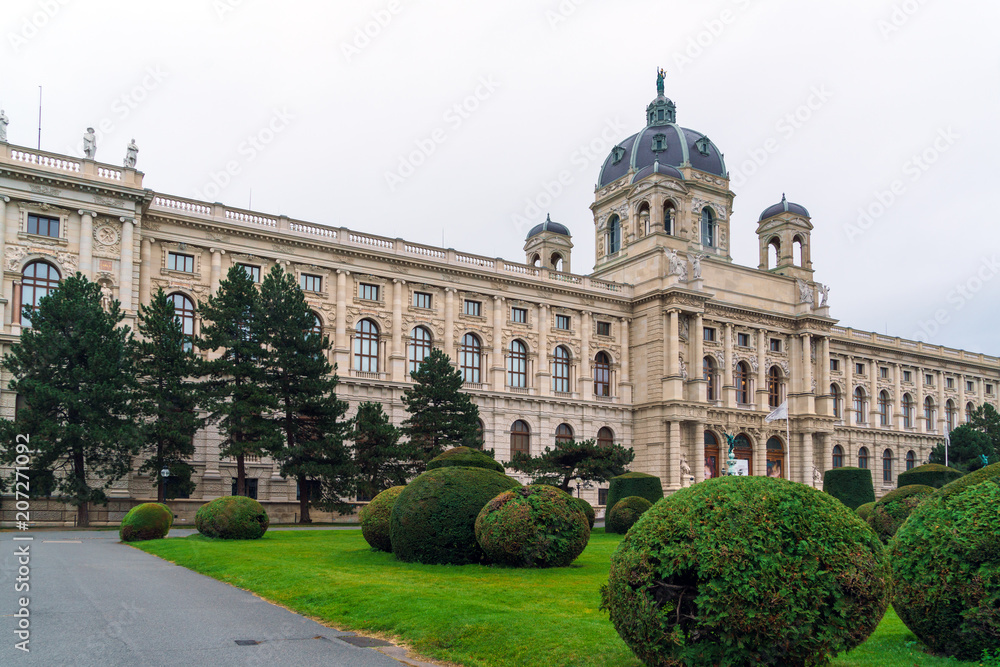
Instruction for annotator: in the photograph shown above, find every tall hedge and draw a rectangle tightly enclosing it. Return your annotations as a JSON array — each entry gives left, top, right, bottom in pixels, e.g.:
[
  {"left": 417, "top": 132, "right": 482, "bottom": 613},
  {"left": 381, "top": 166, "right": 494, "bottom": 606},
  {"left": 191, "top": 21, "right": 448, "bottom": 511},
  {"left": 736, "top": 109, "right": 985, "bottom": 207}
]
[
  {"left": 601, "top": 476, "right": 891, "bottom": 666},
  {"left": 426, "top": 446, "right": 503, "bottom": 473},
  {"left": 823, "top": 467, "right": 875, "bottom": 509},
  {"left": 867, "top": 484, "right": 934, "bottom": 542},
  {"left": 890, "top": 461, "right": 1000, "bottom": 659},
  {"left": 390, "top": 466, "right": 520, "bottom": 565},
  {"left": 605, "top": 471, "right": 663, "bottom": 510},
  {"left": 896, "top": 463, "right": 962, "bottom": 489}
]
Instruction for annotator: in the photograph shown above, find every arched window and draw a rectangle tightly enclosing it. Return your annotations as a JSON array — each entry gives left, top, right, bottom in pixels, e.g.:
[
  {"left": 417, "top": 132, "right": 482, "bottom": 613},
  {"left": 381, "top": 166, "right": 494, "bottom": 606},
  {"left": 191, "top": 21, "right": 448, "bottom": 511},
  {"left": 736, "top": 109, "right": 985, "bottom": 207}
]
[
  {"left": 594, "top": 352, "right": 611, "bottom": 397},
  {"left": 767, "top": 366, "right": 782, "bottom": 408},
  {"left": 597, "top": 427, "right": 614, "bottom": 448},
  {"left": 766, "top": 436, "right": 785, "bottom": 478},
  {"left": 460, "top": 333, "right": 482, "bottom": 384},
  {"left": 353, "top": 319, "right": 380, "bottom": 373},
  {"left": 832, "top": 444, "right": 844, "bottom": 468},
  {"left": 607, "top": 215, "right": 620, "bottom": 255},
  {"left": 476, "top": 419, "right": 485, "bottom": 448},
  {"left": 21, "top": 260, "right": 61, "bottom": 328},
  {"left": 167, "top": 293, "right": 196, "bottom": 352},
  {"left": 906, "top": 450, "right": 916, "bottom": 471},
  {"left": 507, "top": 340, "right": 527, "bottom": 388},
  {"left": 408, "top": 326, "right": 432, "bottom": 377},
  {"left": 550, "top": 253, "right": 564, "bottom": 271},
  {"left": 966, "top": 402, "right": 975, "bottom": 424},
  {"left": 945, "top": 400, "right": 957, "bottom": 432},
  {"left": 924, "top": 397, "right": 935, "bottom": 431},
  {"left": 510, "top": 420, "right": 530, "bottom": 456},
  {"left": 854, "top": 388, "right": 867, "bottom": 424},
  {"left": 831, "top": 384, "right": 842, "bottom": 419},
  {"left": 530, "top": 254, "right": 540, "bottom": 268},
  {"left": 704, "top": 357, "right": 717, "bottom": 401},
  {"left": 792, "top": 235, "right": 804, "bottom": 266},
  {"left": 882, "top": 449, "right": 893, "bottom": 483},
  {"left": 308, "top": 311, "right": 323, "bottom": 337},
  {"left": 734, "top": 362, "right": 751, "bottom": 405},
  {"left": 700, "top": 207, "right": 715, "bottom": 247},
  {"left": 767, "top": 237, "right": 780, "bottom": 269},
  {"left": 704, "top": 431, "right": 719, "bottom": 479},
  {"left": 637, "top": 202, "right": 650, "bottom": 237},
  {"left": 858, "top": 446, "right": 870, "bottom": 470},
  {"left": 902, "top": 393, "right": 914, "bottom": 429},
  {"left": 555, "top": 423, "right": 573, "bottom": 445},
  {"left": 663, "top": 201, "right": 675, "bottom": 235},
  {"left": 878, "top": 390, "right": 891, "bottom": 426},
  {"left": 552, "top": 345, "right": 570, "bottom": 393}
]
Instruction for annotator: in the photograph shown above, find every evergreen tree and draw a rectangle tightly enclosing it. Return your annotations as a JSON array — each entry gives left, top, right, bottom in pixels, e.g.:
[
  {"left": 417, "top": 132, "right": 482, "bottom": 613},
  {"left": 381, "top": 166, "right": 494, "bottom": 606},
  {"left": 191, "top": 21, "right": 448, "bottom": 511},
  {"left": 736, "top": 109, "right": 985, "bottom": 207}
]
[
  {"left": 134, "top": 288, "right": 204, "bottom": 502},
  {"left": 350, "top": 401, "right": 411, "bottom": 499},
  {"left": 259, "top": 265, "right": 350, "bottom": 522},
  {"left": 0, "top": 274, "right": 140, "bottom": 526},
  {"left": 968, "top": 403, "right": 1000, "bottom": 453},
  {"left": 930, "top": 424, "right": 998, "bottom": 472},
  {"left": 199, "top": 265, "right": 280, "bottom": 496},
  {"left": 401, "top": 348, "right": 481, "bottom": 465},
  {"left": 506, "top": 438, "right": 635, "bottom": 492}
]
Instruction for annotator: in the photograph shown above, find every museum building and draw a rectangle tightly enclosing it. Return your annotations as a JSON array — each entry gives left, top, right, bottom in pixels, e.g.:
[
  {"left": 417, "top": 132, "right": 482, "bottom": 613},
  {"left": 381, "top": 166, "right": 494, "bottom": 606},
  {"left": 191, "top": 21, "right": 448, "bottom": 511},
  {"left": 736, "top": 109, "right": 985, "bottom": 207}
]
[{"left": 0, "top": 78, "right": 996, "bottom": 522}]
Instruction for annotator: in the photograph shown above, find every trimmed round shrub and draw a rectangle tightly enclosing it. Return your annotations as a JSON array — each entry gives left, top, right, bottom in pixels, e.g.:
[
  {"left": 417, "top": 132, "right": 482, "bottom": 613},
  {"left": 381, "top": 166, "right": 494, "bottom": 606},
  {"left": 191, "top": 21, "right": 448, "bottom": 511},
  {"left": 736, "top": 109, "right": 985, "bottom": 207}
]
[
  {"left": 195, "top": 495, "right": 270, "bottom": 540},
  {"left": 155, "top": 503, "right": 175, "bottom": 529},
  {"left": 474, "top": 485, "right": 590, "bottom": 567},
  {"left": 600, "top": 476, "right": 891, "bottom": 667},
  {"left": 119, "top": 503, "right": 172, "bottom": 542},
  {"left": 896, "top": 462, "right": 963, "bottom": 489},
  {"left": 890, "top": 461, "right": 1000, "bottom": 659},
  {"left": 606, "top": 471, "right": 663, "bottom": 512},
  {"left": 867, "top": 484, "right": 934, "bottom": 541},
  {"left": 359, "top": 486, "right": 405, "bottom": 552},
  {"left": 856, "top": 501, "right": 875, "bottom": 521},
  {"left": 574, "top": 497, "right": 595, "bottom": 529},
  {"left": 823, "top": 466, "right": 875, "bottom": 509},
  {"left": 606, "top": 496, "right": 652, "bottom": 534},
  {"left": 390, "top": 466, "right": 520, "bottom": 565},
  {"left": 426, "top": 446, "right": 504, "bottom": 473}
]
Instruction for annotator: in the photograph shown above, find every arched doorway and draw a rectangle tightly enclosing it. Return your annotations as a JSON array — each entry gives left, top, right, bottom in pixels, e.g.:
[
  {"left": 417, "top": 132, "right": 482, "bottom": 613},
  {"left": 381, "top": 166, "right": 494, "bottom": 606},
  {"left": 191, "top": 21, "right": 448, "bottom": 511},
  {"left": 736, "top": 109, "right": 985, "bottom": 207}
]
[
  {"left": 704, "top": 431, "right": 719, "bottom": 479},
  {"left": 766, "top": 436, "right": 785, "bottom": 479},
  {"left": 733, "top": 434, "right": 753, "bottom": 475}
]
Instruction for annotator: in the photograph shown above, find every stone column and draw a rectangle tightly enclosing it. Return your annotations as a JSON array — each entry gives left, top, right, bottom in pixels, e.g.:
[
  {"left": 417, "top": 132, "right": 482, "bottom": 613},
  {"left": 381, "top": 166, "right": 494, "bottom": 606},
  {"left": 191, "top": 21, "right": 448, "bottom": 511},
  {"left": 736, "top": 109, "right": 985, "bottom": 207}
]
[
  {"left": 690, "top": 314, "right": 704, "bottom": 402},
  {"left": 0, "top": 196, "right": 8, "bottom": 326},
  {"left": 444, "top": 287, "right": 456, "bottom": 363},
  {"left": 209, "top": 248, "right": 224, "bottom": 294},
  {"left": 693, "top": 420, "right": 706, "bottom": 484},
  {"left": 756, "top": 328, "right": 767, "bottom": 410},
  {"left": 78, "top": 210, "right": 95, "bottom": 277},
  {"left": 667, "top": 310, "right": 679, "bottom": 376},
  {"left": 492, "top": 296, "right": 505, "bottom": 391},
  {"left": 119, "top": 218, "right": 134, "bottom": 312},
  {"left": 537, "top": 303, "right": 549, "bottom": 396},
  {"left": 893, "top": 363, "right": 902, "bottom": 426},
  {"left": 802, "top": 432, "right": 815, "bottom": 486},
  {"left": 580, "top": 309, "right": 591, "bottom": 399},
  {"left": 723, "top": 322, "right": 734, "bottom": 407},
  {"left": 390, "top": 279, "right": 405, "bottom": 382},
  {"left": 937, "top": 370, "right": 946, "bottom": 434},
  {"left": 914, "top": 367, "right": 924, "bottom": 433},
  {"left": 667, "top": 420, "right": 682, "bottom": 492},
  {"left": 844, "top": 355, "right": 854, "bottom": 424},
  {"left": 334, "top": 270, "right": 350, "bottom": 371},
  {"left": 869, "top": 359, "right": 879, "bottom": 426},
  {"left": 819, "top": 337, "right": 831, "bottom": 415},
  {"left": 138, "top": 238, "right": 152, "bottom": 306},
  {"left": 11, "top": 281, "right": 21, "bottom": 330}
]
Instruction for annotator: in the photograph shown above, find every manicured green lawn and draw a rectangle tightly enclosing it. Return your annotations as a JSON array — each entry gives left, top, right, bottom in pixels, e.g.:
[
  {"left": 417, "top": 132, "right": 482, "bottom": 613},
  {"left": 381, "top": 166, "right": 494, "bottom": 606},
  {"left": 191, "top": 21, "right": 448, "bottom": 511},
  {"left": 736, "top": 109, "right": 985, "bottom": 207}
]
[{"left": 132, "top": 529, "right": 979, "bottom": 667}]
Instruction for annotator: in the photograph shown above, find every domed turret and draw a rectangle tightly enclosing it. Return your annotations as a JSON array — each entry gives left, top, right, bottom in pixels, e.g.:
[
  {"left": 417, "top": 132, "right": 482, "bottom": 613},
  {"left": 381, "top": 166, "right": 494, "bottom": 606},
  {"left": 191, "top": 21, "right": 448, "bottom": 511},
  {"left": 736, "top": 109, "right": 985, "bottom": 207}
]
[
  {"left": 756, "top": 194, "right": 814, "bottom": 279},
  {"left": 524, "top": 214, "right": 573, "bottom": 273}
]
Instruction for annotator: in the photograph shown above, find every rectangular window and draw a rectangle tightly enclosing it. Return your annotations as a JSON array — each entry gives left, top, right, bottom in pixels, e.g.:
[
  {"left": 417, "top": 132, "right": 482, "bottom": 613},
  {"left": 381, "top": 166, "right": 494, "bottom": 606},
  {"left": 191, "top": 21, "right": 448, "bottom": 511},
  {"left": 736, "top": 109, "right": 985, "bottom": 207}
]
[
  {"left": 903, "top": 370, "right": 912, "bottom": 382},
  {"left": 967, "top": 380, "right": 975, "bottom": 392},
  {"left": 464, "top": 300, "right": 481, "bottom": 316},
  {"left": 737, "top": 333, "right": 750, "bottom": 347},
  {"left": 238, "top": 263, "right": 261, "bottom": 283},
  {"left": 987, "top": 384, "right": 994, "bottom": 395},
  {"left": 856, "top": 363, "right": 866, "bottom": 376},
  {"left": 598, "top": 488, "right": 608, "bottom": 506},
  {"left": 413, "top": 292, "right": 432, "bottom": 309},
  {"left": 597, "top": 321, "right": 611, "bottom": 337},
  {"left": 830, "top": 359, "right": 840, "bottom": 372},
  {"left": 925, "top": 374, "right": 934, "bottom": 386},
  {"left": 27, "top": 213, "right": 60, "bottom": 238},
  {"left": 167, "top": 252, "right": 194, "bottom": 273},
  {"left": 946, "top": 377, "right": 954, "bottom": 389},
  {"left": 359, "top": 283, "right": 379, "bottom": 301},
  {"left": 769, "top": 338, "right": 781, "bottom": 352},
  {"left": 703, "top": 327, "right": 716, "bottom": 342},
  {"left": 511, "top": 307, "right": 527, "bottom": 324},
  {"left": 880, "top": 367, "right": 888, "bottom": 379},
  {"left": 300, "top": 274, "right": 322, "bottom": 292},
  {"left": 556, "top": 314, "right": 571, "bottom": 330},
  {"left": 231, "top": 478, "right": 258, "bottom": 499}
]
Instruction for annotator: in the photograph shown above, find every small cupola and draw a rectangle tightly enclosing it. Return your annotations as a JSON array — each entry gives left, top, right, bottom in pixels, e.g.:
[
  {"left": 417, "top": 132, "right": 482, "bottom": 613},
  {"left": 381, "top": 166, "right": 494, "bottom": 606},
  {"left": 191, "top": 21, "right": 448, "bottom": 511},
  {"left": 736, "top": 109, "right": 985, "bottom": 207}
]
[
  {"left": 756, "top": 194, "right": 814, "bottom": 279},
  {"left": 524, "top": 213, "right": 574, "bottom": 273}
]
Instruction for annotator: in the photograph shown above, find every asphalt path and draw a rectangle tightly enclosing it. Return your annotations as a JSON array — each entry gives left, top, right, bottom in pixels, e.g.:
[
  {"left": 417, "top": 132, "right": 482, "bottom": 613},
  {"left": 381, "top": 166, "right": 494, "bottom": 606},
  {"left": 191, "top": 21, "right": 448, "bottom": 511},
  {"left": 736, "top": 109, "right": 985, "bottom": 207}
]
[{"left": 0, "top": 528, "right": 429, "bottom": 667}]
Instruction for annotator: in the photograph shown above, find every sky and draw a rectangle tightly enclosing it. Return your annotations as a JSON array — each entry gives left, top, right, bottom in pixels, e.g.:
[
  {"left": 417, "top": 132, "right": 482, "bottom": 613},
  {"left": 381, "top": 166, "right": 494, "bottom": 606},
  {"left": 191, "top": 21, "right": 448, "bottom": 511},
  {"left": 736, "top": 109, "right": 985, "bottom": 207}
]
[{"left": 3, "top": 0, "right": 998, "bottom": 354}]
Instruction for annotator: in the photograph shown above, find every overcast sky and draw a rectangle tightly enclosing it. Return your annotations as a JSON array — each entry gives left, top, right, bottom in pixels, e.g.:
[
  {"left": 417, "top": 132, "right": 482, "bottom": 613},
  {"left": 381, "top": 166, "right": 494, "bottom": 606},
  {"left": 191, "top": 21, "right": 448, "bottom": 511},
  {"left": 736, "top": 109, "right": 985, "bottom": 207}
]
[{"left": 3, "top": 0, "right": 998, "bottom": 355}]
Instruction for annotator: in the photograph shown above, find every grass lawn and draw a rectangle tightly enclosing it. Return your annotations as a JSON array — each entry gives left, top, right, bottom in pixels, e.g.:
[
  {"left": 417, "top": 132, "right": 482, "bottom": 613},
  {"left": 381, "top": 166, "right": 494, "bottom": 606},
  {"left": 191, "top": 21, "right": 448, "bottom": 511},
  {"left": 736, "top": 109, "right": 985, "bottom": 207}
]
[{"left": 133, "top": 529, "right": 980, "bottom": 667}]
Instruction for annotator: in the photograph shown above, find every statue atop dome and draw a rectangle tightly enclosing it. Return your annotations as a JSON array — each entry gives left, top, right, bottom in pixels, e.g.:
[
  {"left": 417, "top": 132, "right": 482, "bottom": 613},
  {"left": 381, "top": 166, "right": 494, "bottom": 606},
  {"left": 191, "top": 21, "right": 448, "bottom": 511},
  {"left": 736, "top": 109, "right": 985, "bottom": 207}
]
[{"left": 656, "top": 67, "right": 666, "bottom": 96}]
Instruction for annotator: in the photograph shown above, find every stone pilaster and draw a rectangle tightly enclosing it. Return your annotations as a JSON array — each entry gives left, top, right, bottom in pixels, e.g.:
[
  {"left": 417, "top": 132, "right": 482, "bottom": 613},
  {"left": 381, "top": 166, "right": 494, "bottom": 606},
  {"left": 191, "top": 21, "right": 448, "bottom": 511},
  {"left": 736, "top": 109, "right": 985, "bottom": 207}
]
[
  {"left": 78, "top": 210, "right": 95, "bottom": 277},
  {"left": 119, "top": 218, "right": 134, "bottom": 312}
]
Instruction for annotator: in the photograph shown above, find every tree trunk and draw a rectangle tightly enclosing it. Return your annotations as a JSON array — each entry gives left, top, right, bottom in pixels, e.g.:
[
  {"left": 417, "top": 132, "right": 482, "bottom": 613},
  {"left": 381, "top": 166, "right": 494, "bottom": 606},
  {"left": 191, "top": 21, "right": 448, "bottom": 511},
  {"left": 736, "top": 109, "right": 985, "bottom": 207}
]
[
  {"left": 298, "top": 475, "right": 311, "bottom": 524},
  {"left": 74, "top": 447, "right": 89, "bottom": 527},
  {"left": 77, "top": 502, "right": 89, "bottom": 528},
  {"left": 236, "top": 454, "right": 246, "bottom": 496}
]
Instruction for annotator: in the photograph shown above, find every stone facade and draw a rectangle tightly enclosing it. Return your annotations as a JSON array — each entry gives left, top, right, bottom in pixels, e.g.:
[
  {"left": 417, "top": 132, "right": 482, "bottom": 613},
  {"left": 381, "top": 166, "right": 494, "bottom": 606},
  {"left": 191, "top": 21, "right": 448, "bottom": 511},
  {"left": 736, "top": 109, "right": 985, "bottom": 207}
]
[{"left": 0, "top": 85, "right": 996, "bottom": 523}]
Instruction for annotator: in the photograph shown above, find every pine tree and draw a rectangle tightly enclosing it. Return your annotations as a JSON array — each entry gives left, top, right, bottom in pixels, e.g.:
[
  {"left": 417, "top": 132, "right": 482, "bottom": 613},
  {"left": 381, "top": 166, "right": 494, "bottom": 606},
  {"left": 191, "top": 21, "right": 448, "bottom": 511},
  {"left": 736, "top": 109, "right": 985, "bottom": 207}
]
[
  {"left": 0, "top": 274, "right": 140, "bottom": 526},
  {"left": 401, "top": 348, "right": 481, "bottom": 465},
  {"left": 135, "top": 288, "right": 204, "bottom": 502},
  {"left": 259, "top": 265, "right": 350, "bottom": 522},
  {"left": 350, "top": 401, "right": 411, "bottom": 499},
  {"left": 506, "top": 438, "right": 635, "bottom": 492},
  {"left": 199, "top": 265, "right": 280, "bottom": 496}
]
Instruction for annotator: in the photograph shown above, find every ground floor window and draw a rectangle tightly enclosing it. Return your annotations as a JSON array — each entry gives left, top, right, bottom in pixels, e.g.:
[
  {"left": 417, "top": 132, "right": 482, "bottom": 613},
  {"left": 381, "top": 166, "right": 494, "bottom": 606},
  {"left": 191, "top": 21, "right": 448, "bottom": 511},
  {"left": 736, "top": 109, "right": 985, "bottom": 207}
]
[{"left": 231, "top": 477, "right": 258, "bottom": 499}]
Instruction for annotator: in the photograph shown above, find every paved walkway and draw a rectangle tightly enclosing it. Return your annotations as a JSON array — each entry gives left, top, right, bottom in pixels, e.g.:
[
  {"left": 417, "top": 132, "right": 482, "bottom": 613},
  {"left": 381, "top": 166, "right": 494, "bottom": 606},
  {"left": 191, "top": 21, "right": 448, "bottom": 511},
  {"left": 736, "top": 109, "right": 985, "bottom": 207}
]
[{"left": 1, "top": 529, "right": 436, "bottom": 666}]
